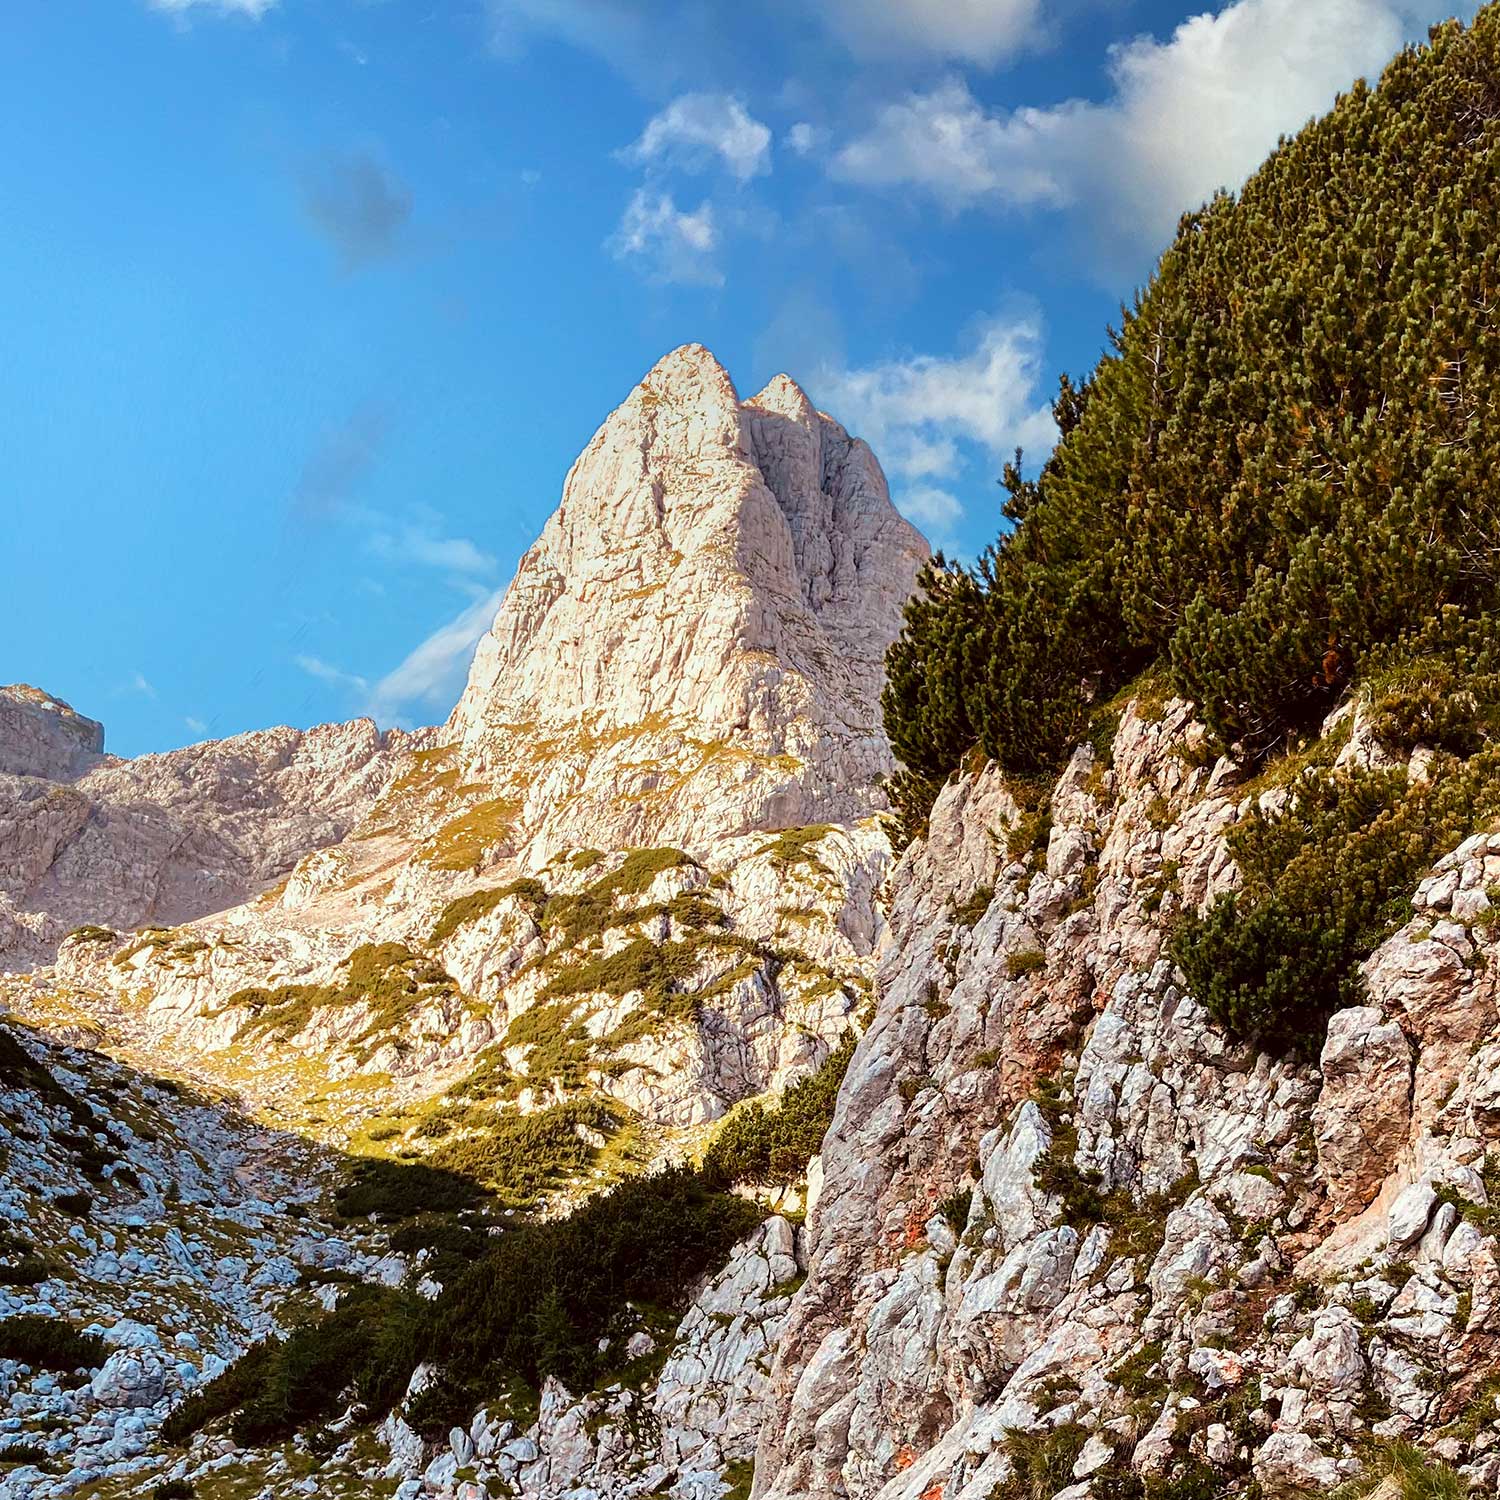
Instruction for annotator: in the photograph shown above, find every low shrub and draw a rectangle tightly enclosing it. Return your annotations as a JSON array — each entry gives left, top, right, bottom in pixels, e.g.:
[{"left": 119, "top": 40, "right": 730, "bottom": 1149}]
[
  {"left": 333, "top": 1158, "right": 485, "bottom": 1222},
  {"left": 1173, "top": 748, "right": 1500, "bottom": 1050},
  {"left": 430, "top": 880, "right": 547, "bottom": 946},
  {"left": 0, "top": 1314, "right": 104, "bottom": 1372},
  {"left": 994, "top": 1423, "right": 1089, "bottom": 1500},
  {"left": 427, "top": 1097, "right": 622, "bottom": 1204},
  {"left": 0, "top": 1441, "right": 47, "bottom": 1466},
  {"left": 162, "top": 1285, "right": 421, "bottom": 1448},
  {"left": 152, "top": 1482, "right": 195, "bottom": 1500},
  {"left": 0, "top": 1257, "right": 52, "bottom": 1287},
  {"left": 701, "top": 1035, "right": 855, "bottom": 1188},
  {"left": 53, "top": 1191, "right": 93, "bottom": 1217}
]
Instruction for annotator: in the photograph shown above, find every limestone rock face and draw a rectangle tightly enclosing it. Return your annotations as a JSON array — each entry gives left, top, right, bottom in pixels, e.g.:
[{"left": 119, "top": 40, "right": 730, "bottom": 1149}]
[
  {"left": 0, "top": 684, "right": 104, "bottom": 779},
  {"left": 449, "top": 344, "right": 928, "bottom": 861},
  {"left": 0, "top": 716, "right": 400, "bottom": 962},
  {"left": 0, "top": 344, "right": 936, "bottom": 1500}
]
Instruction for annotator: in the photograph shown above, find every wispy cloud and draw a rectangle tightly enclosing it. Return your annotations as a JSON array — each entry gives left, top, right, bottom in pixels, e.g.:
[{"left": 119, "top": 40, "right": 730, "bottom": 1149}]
[
  {"left": 367, "top": 524, "right": 495, "bottom": 576},
  {"left": 300, "top": 152, "right": 412, "bottom": 272},
  {"left": 295, "top": 654, "right": 370, "bottom": 695},
  {"left": 370, "top": 588, "right": 505, "bottom": 722},
  {"left": 812, "top": 308, "right": 1056, "bottom": 543},
  {"left": 118, "top": 671, "right": 158, "bottom": 700},
  {"left": 622, "top": 94, "right": 772, "bottom": 183},
  {"left": 184, "top": 715, "right": 208, "bottom": 734},
  {"left": 148, "top": 0, "right": 276, "bottom": 17},
  {"left": 607, "top": 190, "right": 721, "bottom": 286}
]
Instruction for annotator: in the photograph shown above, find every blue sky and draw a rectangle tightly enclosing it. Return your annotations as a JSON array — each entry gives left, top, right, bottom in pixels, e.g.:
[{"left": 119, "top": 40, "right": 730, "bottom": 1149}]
[{"left": 4, "top": 0, "right": 1478, "bottom": 757}]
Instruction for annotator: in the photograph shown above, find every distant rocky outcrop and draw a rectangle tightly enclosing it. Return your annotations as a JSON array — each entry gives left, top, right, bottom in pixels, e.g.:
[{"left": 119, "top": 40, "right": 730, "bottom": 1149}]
[
  {"left": 0, "top": 714, "right": 401, "bottom": 964},
  {"left": 0, "top": 685, "right": 104, "bottom": 780}
]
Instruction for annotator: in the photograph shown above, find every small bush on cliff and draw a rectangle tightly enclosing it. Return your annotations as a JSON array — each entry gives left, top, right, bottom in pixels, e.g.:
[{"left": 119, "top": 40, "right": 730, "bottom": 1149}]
[
  {"left": 882, "top": 11, "right": 1500, "bottom": 833},
  {"left": 700, "top": 1034, "right": 855, "bottom": 1188},
  {"left": 1173, "top": 738, "right": 1500, "bottom": 1050}
]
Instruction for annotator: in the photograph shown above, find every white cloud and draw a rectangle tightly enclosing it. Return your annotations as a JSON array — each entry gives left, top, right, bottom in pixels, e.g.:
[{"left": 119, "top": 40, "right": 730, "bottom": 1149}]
[
  {"left": 367, "top": 525, "right": 495, "bottom": 576},
  {"left": 813, "top": 310, "right": 1056, "bottom": 539},
  {"left": 834, "top": 79, "right": 1074, "bottom": 212},
  {"left": 185, "top": 716, "right": 208, "bottom": 734},
  {"left": 624, "top": 94, "right": 772, "bottom": 184},
  {"left": 816, "top": 312, "right": 1056, "bottom": 482},
  {"left": 295, "top": 655, "right": 370, "bottom": 695},
  {"left": 370, "top": 589, "right": 505, "bottom": 721},
  {"left": 608, "top": 189, "right": 722, "bottom": 286},
  {"left": 813, "top": 0, "right": 1043, "bottom": 66},
  {"left": 785, "top": 123, "right": 824, "bottom": 157},
  {"left": 834, "top": 0, "right": 1473, "bottom": 261},
  {"left": 899, "top": 486, "right": 966, "bottom": 538},
  {"left": 123, "top": 672, "right": 158, "bottom": 700},
  {"left": 148, "top": 0, "right": 276, "bottom": 16}
]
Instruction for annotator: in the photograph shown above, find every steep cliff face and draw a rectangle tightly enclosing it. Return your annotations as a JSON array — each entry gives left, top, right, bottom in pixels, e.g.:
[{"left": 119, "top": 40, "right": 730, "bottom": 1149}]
[
  {"left": 449, "top": 343, "right": 927, "bottom": 860},
  {"left": 741, "top": 696, "right": 1500, "bottom": 1500}
]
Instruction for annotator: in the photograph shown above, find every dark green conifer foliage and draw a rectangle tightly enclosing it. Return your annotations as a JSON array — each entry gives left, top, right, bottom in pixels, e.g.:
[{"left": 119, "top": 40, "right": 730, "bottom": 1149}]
[{"left": 883, "top": 11, "right": 1500, "bottom": 830}]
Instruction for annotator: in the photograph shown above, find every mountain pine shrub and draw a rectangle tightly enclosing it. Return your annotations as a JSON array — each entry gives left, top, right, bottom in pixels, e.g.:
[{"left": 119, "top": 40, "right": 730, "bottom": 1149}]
[{"left": 883, "top": 9, "right": 1500, "bottom": 834}]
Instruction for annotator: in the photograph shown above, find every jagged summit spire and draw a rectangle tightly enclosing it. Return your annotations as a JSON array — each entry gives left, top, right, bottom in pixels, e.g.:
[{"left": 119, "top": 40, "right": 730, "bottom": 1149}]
[
  {"left": 446, "top": 343, "right": 929, "bottom": 859},
  {"left": 745, "top": 371, "right": 819, "bottom": 423}
]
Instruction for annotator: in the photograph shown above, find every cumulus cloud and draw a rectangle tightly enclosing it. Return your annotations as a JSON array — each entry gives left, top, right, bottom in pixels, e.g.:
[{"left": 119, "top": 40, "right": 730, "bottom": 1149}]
[
  {"left": 623, "top": 94, "right": 772, "bottom": 183},
  {"left": 370, "top": 588, "right": 504, "bottom": 722},
  {"left": 785, "top": 123, "right": 824, "bottom": 157},
  {"left": 148, "top": 0, "right": 276, "bottom": 16},
  {"left": 813, "top": 0, "right": 1044, "bottom": 66},
  {"left": 300, "top": 152, "right": 412, "bottom": 271},
  {"left": 812, "top": 310, "right": 1056, "bottom": 541},
  {"left": 834, "top": 0, "right": 1473, "bottom": 262},
  {"left": 816, "top": 312, "right": 1055, "bottom": 483},
  {"left": 608, "top": 189, "right": 721, "bottom": 286}
]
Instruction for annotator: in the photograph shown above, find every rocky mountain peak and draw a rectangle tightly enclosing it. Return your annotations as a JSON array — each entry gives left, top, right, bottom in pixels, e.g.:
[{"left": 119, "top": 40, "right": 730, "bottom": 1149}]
[
  {"left": 447, "top": 344, "right": 928, "bottom": 858},
  {"left": 0, "top": 683, "right": 106, "bottom": 781}
]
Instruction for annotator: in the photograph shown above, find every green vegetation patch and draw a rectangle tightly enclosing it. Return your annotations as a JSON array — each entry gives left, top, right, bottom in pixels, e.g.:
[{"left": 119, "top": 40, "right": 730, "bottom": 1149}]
[
  {"left": 539, "top": 847, "right": 698, "bottom": 945},
  {"left": 430, "top": 879, "right": 547, "bottom": 946},
  {"left": 228, "top": 942, "right": 462, "bottom": 1060},
  {"left": 701, "top": 1034, "right": 855, "bottom": 1188},
  {"left": 0, "top": 1314, "right": 105, "bottom": 1372},
  {"left": 881, "top": 11, "right": 1500, "bottom": 835},
  {"left": 426, "top": 1097, "right": 624, "bottom": 1205},
  {"left": 164, "top": 1168, "right": 763, "bottom": 1447},
  {"left": 333, "top": 1157, "right": 487, "bottom": 1222},
  {"left": 1333, "top": 1440, "right": 1466, "bottom": 1500},
  {"left": 162, "top": 1284, "right": 419, "bottom": 1448},
  {"left": 754, "top": 825, "right": 836, "bottom": 875},
  {"left": 418, "top": 797, "right": 520, "bottom": 871},
  {"left": 1173, "top": 689, "right": 1500, "bottom": 1050}
]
